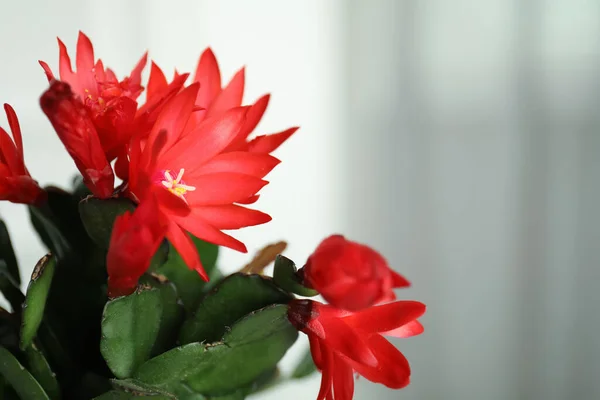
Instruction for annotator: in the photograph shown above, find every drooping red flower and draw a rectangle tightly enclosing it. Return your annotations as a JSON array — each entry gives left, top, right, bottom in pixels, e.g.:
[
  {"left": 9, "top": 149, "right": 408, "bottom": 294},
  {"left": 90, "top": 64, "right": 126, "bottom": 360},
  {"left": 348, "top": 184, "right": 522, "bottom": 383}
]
[
  {"left": 0, "top": 104, "right": 45, "bottom": 205},
  {"left": 187, "top": 48, "right": 298, "bottom": 156},
  {"left": 126, "top": 83, "right": 280, "bottom": 279},
  {"left": 300, "top": 235, "right": 410, "bottom": 311},
  {"left": 106, "top": 188, "right": 184, "bottom": 297},
  {"left": 40, "top": 81, "right": 114, "bottom": 198},
  {"left": 39, "top": 31, "right": 147, "bottom": 161},
  {"left": 288, "top": 299, "right": 425, "bottom": 400}
]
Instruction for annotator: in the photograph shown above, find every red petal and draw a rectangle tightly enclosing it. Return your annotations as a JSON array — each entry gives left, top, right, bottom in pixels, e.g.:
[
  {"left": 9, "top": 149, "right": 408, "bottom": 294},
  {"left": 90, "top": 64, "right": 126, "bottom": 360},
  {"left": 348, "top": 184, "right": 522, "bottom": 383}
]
[
  {"left": 106, "top": 196, "right": 166, "bottom": 296},
  {"left": 38, "top": 61, "right": 55, "bottom": 82},
  {"left": 347, "top": 334, "right": 411, "bottom": 389},
  {"left": 332, "top": 355, "right": 355, "bottom": 400},
  {"left": 185, "top": 173, "right": 267, "bottom": 206},
  {"left": 57, "top": 38, "right": 74, "bottom": 84},
  {"left": 224, "top": 94, "right": 270, "bottom": 152},
  {"left": 4, "top": 104, "right": 24, "bottom": 162},
  {"left": 129, "top": 52, "right": 148, "bottom": 88},
  {"left": 75, "top": 31, "right": 97, "bottom": 96},
  {"left": 308, "top": 311, "right": 377, "bottom": 368},
  {"left": 308, "top": 334, "right": 324, "bottom": 370},
  {"left": 146, "top": 84, "right": 199, "bottom": 159},
  {"left": 161, "top": 107, "right": 248, "bottom": 170},
  {"left": 236, "top": 194, "right": 260, "bottom": 205},
  {"left": 0, "top": 127, "right": 20, "bottom": 175},
  {"left": 133, "top": 73, "right": 190, "bottom": 141},
  {"left": 194, "top": 151, "right": 280, "bottom": 178},
  {"left": 174, "top": 211, "right": 247, "bottom": 253},
  {"left": 383, "top": 320, "right": 424, "bottom": 338},
  {"left": 316, "top": 341, "right": 334, "bottom": 400},
  {"left": 207, "top": 67, "right": 245, "bottom": 117},
  {"left": 246, "top": 127, "right": 298, "bottom": 154},
  {"left": 390, "top": 269, "right": 411, "bottom": 288},
  {"left": 76, "top": 31, "right": 95, "bottom": 72},
  {"left": 146, "top": 62, "right": 168, "bottom": 101},
  {"left": 343, "top": 301, "right": 426, "bottom": 335},
  {"left": 165, "top": 222, "right": 208, "bottom": 280},
  {"left": 193, "top": 204, "right": 271, "bottom": 229},
  {"left": 193, "top": 48, "right": 222, "bottom": 108}
]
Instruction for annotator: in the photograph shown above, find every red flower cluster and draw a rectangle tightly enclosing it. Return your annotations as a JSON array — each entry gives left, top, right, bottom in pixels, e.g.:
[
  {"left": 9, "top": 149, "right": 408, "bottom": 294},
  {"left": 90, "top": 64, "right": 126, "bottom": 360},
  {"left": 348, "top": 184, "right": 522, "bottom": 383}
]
[
  {"left": 36, "top": 32, "right": 296, "bottom": 295},
  {"left": 290, "top": 236, "right": 425, "bottom": 399},
  {"left": 0, "top": 31, "right": 426, "bottom": 399}
]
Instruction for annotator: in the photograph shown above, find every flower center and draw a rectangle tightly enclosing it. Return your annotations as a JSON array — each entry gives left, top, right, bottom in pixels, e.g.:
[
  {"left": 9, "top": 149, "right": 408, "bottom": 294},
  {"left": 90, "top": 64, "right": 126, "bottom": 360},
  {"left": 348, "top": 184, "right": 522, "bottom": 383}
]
[{"left": 161, "top": 168, "right": 196, "bottom": 202}]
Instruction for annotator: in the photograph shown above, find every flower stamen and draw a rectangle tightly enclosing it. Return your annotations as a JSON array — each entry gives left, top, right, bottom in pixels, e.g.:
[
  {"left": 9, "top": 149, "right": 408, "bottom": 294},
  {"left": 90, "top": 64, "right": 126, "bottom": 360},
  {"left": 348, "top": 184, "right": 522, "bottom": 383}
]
[{"left": 160, "top": 168, "right": 195, "bottom": 202}]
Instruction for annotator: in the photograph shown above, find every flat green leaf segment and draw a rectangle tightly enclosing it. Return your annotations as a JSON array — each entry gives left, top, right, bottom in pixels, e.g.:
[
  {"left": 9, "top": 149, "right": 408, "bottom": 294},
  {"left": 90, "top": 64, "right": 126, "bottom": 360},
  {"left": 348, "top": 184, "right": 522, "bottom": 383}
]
[
  {"left": 134, "top": 304, "right": 298, "bottom": 397},
  {"left": 0, "top": 346, "right": 49, "bottom": 400},
  {"left": 24, "top": 344, "right": 61, "bottom": 399},
  {"left": 20, "top": 254, "right": 56, "bottom": 350},
  {"left": 179, "top": 273, "right": 293, "bottom": 344},
  {"left": 100, "top": 288, "right": 163, "bottom": 379}
]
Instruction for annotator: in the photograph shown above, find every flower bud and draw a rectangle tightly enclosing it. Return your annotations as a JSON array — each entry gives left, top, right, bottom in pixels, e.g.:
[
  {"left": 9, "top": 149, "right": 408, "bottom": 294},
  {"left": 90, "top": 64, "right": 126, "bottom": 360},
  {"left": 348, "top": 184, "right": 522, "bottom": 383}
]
[{"left": 302, "top": 235, "right": 410, "bottom": 311}]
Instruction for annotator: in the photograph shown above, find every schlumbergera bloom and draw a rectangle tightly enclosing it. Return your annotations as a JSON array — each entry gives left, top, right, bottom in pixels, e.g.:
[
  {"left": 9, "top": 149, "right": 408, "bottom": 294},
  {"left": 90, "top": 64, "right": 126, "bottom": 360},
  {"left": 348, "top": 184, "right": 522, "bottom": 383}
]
[
  {"left": 300, "top": 235, "right": 410, "bottom": 311},
  {"left": 288, "top": 299, "right": 425, "bottom": 400},
  {"left": 137, "top": 49, "right": 296, "bottom": 197},
  {"left": 0, "top": 104, "right": 45, "bottom": 204},
  {"left": 126, "top": 83, "right": 280, "bottom": 279},
  {"left": 39, "top": 31, "right": 147, "bottom": 161},
  {"left": 106, "top": 188, "right": 189, "bottom": 297},
  {"left": 38, "top": 32, "right": 189, "bottom": 196}
]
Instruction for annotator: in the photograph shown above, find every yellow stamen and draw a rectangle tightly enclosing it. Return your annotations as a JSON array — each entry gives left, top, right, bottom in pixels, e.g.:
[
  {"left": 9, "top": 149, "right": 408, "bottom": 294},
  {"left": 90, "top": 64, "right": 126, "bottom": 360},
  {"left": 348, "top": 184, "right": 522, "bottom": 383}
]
[{"left": 160, "top": 168, "right": 195, "bottom": 203}]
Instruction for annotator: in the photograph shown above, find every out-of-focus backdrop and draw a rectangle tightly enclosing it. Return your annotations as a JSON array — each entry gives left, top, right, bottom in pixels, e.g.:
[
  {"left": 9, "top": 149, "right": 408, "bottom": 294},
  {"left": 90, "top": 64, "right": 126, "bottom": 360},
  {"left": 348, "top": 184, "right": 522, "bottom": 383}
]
[{"left": 1, "top": 1, "right": 599, "bottom": 399}]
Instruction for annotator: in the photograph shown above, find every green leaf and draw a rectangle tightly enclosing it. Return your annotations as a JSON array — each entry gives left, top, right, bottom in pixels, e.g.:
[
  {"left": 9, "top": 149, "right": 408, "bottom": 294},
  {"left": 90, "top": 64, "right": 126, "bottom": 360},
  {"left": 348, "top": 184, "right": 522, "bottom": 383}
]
[
  {"left": 135, "top": 304, "right": 298, "bottom": 397},
  {"left": 185, "top": 305, "right": 298, "bottom": 395},
  {"left": 79, "top": 197, "right": 136, "bottom": 250},
  {"left": 273, "top": 255, "right": 318, "bottom": 297},
  {"left": 0, "top": 346, "right": 49, "bottom": 400},
  {"left": 0, "top": 220, "right": 19, "bottom": 285},
  {"left": 29, "top": 186, "right": 90, "bottom": 262},
  {"left": 179, "top": 274, "right": 293, "bottom": 345},
  {"left": 145, "top": 278, "right": 184, "bottom": 356},
  {"left": 24, "top": 344, "right": 60, "bottom": 399},
  {"left": 0, "top": 264, "right": 24, "bottom": 313},
  {"left": 28, "top": 207, "right": 71, "bottom": 263},
  {"left": 112, "top": 379, "right": 204, "bottom": 400},
  {"left": 101, "top": 288, "right": 163, "bottom": 378},
  {"left": 20, "top": 254, "right": 56, "bottom": 350},
  {"left": 94, "top": 390, "right": 171, "bottom": 400},
  {"left": 291, "top": 348, "right": 317, "bottom": 379},
  {"left": 154, "top": 237, "right": 219, "bottom": 313},
  {"left": 0, "top": 308, "right": 19, "bottom": 351}
]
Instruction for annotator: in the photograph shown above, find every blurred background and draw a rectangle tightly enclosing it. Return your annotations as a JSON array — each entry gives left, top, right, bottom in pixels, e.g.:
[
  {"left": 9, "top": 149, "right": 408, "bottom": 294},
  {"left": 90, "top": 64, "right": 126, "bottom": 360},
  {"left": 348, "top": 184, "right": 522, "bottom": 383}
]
[{"left": 1, "top": 0, "right": 599, "bottom": 399}]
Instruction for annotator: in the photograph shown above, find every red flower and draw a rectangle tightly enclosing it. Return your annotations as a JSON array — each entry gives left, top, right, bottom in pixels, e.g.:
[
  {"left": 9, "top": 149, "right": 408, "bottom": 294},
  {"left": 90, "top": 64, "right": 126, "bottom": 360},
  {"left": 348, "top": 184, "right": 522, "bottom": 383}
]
[
  {"left": 0, "top": 104, "right": 45, "bottom": 205},
  {"left": 127, "top": 83, "right": 280, "bottom": 279},
  {"left": 106, "top": 189, "right": 183, "bottom": 297},
  {"left": 188, "top": 49, "right": 298, "bottom": 157},
  {"left": 301, "top": 235, "right": 410, "bottom": 311},
  {"left": 39, "top": 31, "right": 147, "bottom": 161},
  {"left": 40, "top": 81, "right": 114, "bottom": 198},
  {"left": 288, "top": 299, "right": 425, "bottom": 400}
]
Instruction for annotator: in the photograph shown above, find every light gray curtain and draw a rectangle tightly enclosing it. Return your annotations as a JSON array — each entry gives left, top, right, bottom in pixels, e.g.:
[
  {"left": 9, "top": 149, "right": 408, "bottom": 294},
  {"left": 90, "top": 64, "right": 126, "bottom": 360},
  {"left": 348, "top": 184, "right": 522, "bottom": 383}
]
[{"left": 343, "top": 1, "right": 600, "bottom": 399}]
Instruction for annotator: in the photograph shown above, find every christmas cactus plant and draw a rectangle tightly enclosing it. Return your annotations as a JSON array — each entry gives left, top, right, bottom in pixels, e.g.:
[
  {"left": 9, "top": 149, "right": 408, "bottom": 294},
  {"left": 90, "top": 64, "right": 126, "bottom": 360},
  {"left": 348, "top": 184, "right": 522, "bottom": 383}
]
[{"left": 0, "top": 32, "right": 426, "bottom": 400}]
